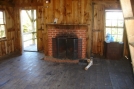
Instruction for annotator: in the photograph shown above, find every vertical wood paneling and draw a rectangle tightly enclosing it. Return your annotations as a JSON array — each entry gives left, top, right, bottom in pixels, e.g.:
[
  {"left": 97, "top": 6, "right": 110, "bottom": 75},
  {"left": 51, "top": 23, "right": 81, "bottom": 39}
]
[
  {"left": 53, "top": 0, "right": 60, "bottom": 24},
  {"left": 86, "top": 0, "right": 92, "bottom": 58},
  {"left": 38, "top": 29, "right": 43, "bottom": 51},
  {"left": 65, "top": 0, "right": 72, "bottom": 24},
  {"left": 83, "top": 0, "right": 90, "bottom": 24},
  {"left": 80, "top": 0, "right": 85, "bottom": 24},
  {"left": 58, "top": 0, "right": 65, "bottom": 23},
  {"left": 1, "top": 0, "right": 127, "bottom": 58},
  {"left": 91, "top": 1, "right": 127, "bottom": 56},
  {"left": 47, "top": 0, "right": 54, "bottom": 23},
  {"left": 0, "top": 5, "right": 21, "bottom": 57},
  {"left": 12, "top": 7, "right": 22, "bottom": 53},
  {"left": 42, "top": 0, "right": 92, "bottom": 57},
  {"left": 0, "top": 42, "right": 1, "bottom": 56},
  {"left": 37, "top": 6, "right": 44, "bottom": 52},
  {"left": 44, "top": 4, "right": 49, "bottom": 54},
  {"left": 1, "top": 41, "right": 6, "bottom": 55},
  {"left": 72, "top": 0, "right": 79, "bottom": 24},
  {"left": 92, "top": 5, "right": 104, "bottom": 55}
]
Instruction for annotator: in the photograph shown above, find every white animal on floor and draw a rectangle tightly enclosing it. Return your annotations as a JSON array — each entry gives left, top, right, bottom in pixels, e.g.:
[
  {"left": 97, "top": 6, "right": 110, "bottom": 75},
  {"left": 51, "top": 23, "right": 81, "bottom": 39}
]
[{"left": 85, "top": 59, "right": 93, "bottom": 70}]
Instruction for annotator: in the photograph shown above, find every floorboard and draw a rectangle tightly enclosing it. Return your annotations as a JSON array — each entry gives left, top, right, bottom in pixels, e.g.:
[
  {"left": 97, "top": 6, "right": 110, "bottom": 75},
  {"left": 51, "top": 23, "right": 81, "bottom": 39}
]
[{"left": 0, "top": 52, "right": 134, "bottom": 89}]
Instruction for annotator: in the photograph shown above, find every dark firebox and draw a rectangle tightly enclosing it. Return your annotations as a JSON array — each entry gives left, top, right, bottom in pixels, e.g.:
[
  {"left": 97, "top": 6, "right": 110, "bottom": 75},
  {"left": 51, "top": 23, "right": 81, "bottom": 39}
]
[{"left": 52, "top": 34, "right": 82, "bottom": 59}]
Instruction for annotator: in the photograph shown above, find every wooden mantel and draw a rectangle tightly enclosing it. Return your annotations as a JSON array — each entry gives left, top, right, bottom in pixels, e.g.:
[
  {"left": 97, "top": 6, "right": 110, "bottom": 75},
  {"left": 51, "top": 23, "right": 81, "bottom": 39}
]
[
  {"left": 46, "top": 23, "right": 90, "bottom": 25},
  {"left": 46, "top": 24, "right": 89, "bottom": 30}
]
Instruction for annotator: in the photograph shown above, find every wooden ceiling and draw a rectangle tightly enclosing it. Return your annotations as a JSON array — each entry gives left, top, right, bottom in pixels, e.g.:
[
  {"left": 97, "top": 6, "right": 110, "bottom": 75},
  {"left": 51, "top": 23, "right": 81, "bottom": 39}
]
[
  {"left": 0, "top": 0, "right": 134, "bottom": 7},
  {"left": 0, "top": 0, "right": 15, "bottom": 6}
]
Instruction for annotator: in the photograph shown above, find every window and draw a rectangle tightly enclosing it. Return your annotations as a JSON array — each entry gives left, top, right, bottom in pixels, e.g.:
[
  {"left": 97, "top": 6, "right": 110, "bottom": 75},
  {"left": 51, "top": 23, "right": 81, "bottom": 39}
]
[
  {"left": 0, "top": 10, "right": 6, "bottom": 39},
  {"left": 105, "top": 10, "right": 124, "bottom": 42}
]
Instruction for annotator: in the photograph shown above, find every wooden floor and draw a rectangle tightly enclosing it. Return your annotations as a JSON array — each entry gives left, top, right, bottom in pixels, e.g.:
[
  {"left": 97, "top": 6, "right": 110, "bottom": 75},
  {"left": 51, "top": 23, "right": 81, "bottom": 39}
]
[{"left": 0, "top": 52, "right": 134, "bottom": 89}]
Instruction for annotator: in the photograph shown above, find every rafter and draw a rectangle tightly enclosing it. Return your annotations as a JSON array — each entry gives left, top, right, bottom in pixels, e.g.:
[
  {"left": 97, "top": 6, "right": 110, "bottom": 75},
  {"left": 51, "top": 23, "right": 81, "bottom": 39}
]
[{"left": 0, "top": 0, "right": 15, "bottom": 7}]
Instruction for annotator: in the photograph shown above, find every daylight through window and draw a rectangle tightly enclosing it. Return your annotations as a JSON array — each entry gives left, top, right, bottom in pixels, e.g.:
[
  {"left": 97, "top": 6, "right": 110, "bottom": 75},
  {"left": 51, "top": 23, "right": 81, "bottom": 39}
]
[
  {"left": 0, "top": 10, "right": 6, "bottom": 38},
  {"left": 105, "top": 10, "right": 124, "bottom": 42}
]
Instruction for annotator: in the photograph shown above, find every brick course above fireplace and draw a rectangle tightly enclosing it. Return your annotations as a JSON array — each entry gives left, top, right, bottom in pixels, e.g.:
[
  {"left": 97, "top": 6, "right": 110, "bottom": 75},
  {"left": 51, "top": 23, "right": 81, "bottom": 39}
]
[{"left": 47, "top": 24, "right": 87, "bottom": 59}]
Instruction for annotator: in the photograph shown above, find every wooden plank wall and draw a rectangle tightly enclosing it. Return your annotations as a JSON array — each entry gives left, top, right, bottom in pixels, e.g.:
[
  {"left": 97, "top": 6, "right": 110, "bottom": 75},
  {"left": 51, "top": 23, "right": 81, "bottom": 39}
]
[
  {"left": 37, "top": 6, "right": 45, "bottom": 52},
  {"left": 43, "top": 0, "right": 92, "bottom": 24},
  {"left": 92, "top": 5, "right": 104, "bottom": 55},
  {"left": 1, "top": 0, "right": 92, "bottom": 58},
  {"left": 43, "top": 0, "right": 92, "bottom": 57},
  {"left": 92, "top": 0, "right": 129, "bottom": 57},
  {"left": 92, "top": 0, "right": 124, "bottom": 56},
  {"left": 17, "top": 0, "right": 92, "bottom": 57},
  {"left": 0, "top": 0, "right": 129, "bottom": 58},
  {"left": 0, "top": 5, "right": 21, "bottom": 57}
]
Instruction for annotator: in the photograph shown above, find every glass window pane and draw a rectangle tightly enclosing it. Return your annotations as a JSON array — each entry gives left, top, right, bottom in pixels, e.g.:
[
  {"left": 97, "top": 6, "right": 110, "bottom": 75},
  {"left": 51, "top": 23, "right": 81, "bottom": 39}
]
[
  {"left": 34, "top": 22, "right": 36, "bottom": 31},
  {"left": 118, "top": 28, "right": 124, "bottom": 34},
  {"left": 0, "top": 25, "right": 5, "bottom": 30},
  {"left": 105, "top": 11, "right": 124, "bottom": 42},
  {"left": 118, "top": 20, "right": 124, "bottom": 27},
  {"left": 0, "top": 25, "right": 6, "bottom": 38},
  {"left": 106, "top": 28, "right": 111, "bottom": 34},
  {"left": 34, "top": 10, "right": 36, "bottom": 19},
  {"left": 112, "top": 20, "right": 117, "bottom": 26},
  {"left": 111, "top": 13, "right": 118, "bottom": 19},
  {"left": 0, "top": 19, "right": 4, "bottom": 24},
  {"left": 117, "top": 35, "right": 123, "bottom": 42},
  {"left": 112, "top": 28, "right": 117, "bottom": 35},
  {"left": 106, "top": 20, "right": 111, "bottom": 26},
  {"left": 106, "top": 12, "right": 113, "bottom": 19},
  {"left": 117, "top": 13, "right": 124, "bottom": 19},
  {"left": 112, "top": 35, "right": 117, "bottom": 42},
  {"left": 34, "top": 33, "right": 37, "bottom": 39},
  {"left": 0, "top": 12, "right": 3, "bottom": 19}
]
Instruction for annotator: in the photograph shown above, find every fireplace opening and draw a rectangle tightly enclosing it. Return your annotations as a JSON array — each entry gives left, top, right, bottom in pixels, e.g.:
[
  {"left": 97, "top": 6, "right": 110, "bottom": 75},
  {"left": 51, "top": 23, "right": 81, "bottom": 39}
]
[
  {"left": 52, "top": 36, "right": 82, "bottom": 60},
  {"left": 67, "top": 38, "right": 78, "bottom": 59}
]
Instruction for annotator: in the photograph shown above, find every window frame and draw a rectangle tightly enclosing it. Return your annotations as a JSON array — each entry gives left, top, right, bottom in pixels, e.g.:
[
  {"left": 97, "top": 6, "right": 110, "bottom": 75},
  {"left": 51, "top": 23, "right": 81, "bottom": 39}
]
[
  {"left": 0, "top": 9, "right": 6, "bottom": 39},
  {"left": 105, "top": 10, "right": 124, "bottom": 42}
]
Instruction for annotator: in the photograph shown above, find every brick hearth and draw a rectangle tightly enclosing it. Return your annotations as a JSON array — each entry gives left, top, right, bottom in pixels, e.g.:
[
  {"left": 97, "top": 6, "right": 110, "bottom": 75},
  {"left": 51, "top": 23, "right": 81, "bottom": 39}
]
[{"left": 47, "top": 24, "right": 87, "bottom": 59}]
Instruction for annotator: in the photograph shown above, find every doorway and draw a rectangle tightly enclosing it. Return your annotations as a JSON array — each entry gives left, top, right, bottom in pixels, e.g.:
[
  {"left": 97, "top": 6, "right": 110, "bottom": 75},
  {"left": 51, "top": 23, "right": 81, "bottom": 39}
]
[{"left": 20, "top": 9, "right": 37, "bottom": 52}]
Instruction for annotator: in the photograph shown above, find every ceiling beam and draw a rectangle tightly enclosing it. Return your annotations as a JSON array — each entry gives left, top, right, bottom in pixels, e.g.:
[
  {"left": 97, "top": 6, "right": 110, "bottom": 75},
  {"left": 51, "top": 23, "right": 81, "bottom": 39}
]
[
  {"left": 0, "top": 0, "right": 14, "bottom": 7},
  {"left": 92, "top": 0, "right": 120, "bottom": 5}
]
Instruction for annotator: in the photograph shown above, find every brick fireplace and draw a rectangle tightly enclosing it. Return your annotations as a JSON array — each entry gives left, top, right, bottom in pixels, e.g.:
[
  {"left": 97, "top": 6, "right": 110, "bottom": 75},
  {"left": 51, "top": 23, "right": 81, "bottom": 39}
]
[{"left": 47, "top": 24, "right": 87, "bottom": 60}]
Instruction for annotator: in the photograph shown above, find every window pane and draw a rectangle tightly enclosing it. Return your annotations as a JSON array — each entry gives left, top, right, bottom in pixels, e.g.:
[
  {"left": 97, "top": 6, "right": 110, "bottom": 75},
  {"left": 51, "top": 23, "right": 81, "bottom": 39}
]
[
  {"left": 0, "top": 12, "right": 3, "bottom": 19},
  {"left": 0, "top": 11, "right": 4, "bottom": 24},
  {"left": 118, "top": 20, "right": 124, "bottom": 27},
  {"left": 34, "top": 10, "right": 36, "bottom": 19},
  {"left": 112, "top": 35, "right": 117, "bottom": 41},
  {"left": 106, "top": 28, "right": 111, "bottom": 34},
  {"left": 0, "top": 19, "right": 4, "bottom": 24},
  {"left": 105, "top": 11, "right": 124, "bottom": 42},
  {"left": 106, "top": 12, "right": 113, "bottom": 19},
  {"left": 117, "top": 13, "right": 124, "bottom": 19},
  {"left": 112, "top": 13, "right": 118, "bottom": 19},
  {"left": 117, "top": 35, "right": 123, "bottom": 42},
  {"left": 112, "top": 28, "right": 117, "bottom": 35},
  {"left": 34, "top": 33, "right": 37, "bottom": 39},
  {"left": 0, "top": 25, "right": 6, "bottom": 38},
  {"left": 112, "top": 20, "right": 117, "bottom": 26},
  {"left": 106, "top": 20, "right": 111, "bottom": 26},
  {"left": 118, "top": 28, "right": 124, "bottom": 34}
]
